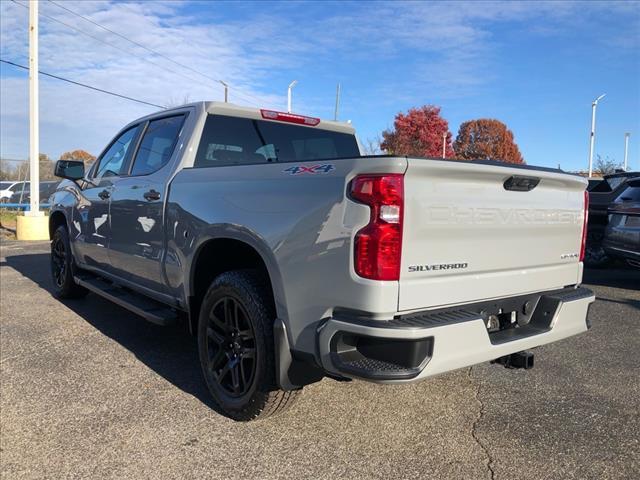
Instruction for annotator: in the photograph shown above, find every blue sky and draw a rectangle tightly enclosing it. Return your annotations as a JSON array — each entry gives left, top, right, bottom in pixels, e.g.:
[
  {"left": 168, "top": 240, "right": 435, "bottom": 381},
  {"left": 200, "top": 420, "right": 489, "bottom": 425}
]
[{"left": 1, "top": 0, "right": 639, "bottom": 171}]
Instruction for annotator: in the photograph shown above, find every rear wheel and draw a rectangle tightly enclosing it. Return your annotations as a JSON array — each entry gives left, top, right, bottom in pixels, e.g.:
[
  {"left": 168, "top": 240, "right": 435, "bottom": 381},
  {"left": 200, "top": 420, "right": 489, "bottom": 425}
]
[
  {"left": 198, "top": 270, "right": 300, "bottom": 421},
  {"left": 584, "top": 232, "right": 610, "bottom": 268},
  {"left": 50, "top": 225, "right": 88, "bottom": 299}
]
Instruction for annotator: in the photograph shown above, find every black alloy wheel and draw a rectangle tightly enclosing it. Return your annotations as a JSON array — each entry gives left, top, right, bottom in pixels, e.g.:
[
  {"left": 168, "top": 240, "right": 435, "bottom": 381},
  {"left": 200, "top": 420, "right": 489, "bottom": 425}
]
[
  {"left": 51, "top": 233, "right": 67, "bottom": 288},
  {"left": 50, "top": 225, "right": 88, "bottom": 299},
  {"left": 205, "top": 296, "right": 257, "bottom": 397},
  {"left": 197, "top": 270, "right": 301, "bottom": 421}
]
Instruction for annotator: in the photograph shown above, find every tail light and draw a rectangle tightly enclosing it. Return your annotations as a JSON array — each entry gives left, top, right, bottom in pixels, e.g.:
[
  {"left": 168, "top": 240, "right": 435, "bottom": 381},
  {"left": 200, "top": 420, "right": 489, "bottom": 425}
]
[
  {"left": 350, "top": 174, "right": 404, "bottom": 280},
  {"left": 580, "top": 190, "right": 589, "bottom": 262}
]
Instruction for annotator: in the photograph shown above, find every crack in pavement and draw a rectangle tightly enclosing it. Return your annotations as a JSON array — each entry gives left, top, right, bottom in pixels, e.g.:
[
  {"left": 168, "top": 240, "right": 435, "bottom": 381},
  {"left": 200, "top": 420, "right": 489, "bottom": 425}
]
[{"left": 468, "top": 367, "right": 496, "bottom": 480}]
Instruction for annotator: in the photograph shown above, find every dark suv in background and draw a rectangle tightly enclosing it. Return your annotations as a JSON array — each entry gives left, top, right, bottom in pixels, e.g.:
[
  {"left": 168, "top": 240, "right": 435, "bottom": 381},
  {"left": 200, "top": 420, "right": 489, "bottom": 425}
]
[
  {"left": 603, "top": 178, "right": 640, "bottom": 268},
  {"left": 585, "top": 172, "right": 640, "bottom": 267}
]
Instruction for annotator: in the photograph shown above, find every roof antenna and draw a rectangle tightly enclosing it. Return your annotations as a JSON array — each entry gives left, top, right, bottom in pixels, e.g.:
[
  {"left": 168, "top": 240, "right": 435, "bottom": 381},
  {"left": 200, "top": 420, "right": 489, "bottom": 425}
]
[{"left": 334, "top": 82, "right": 341, "bottom": 121}]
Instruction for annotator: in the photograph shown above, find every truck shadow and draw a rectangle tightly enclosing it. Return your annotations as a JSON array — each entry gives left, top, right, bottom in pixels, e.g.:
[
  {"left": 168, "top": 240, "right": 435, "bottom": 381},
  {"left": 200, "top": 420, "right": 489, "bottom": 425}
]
[{"left": 3, "top": 252, "right": 221, "bottom": 412}]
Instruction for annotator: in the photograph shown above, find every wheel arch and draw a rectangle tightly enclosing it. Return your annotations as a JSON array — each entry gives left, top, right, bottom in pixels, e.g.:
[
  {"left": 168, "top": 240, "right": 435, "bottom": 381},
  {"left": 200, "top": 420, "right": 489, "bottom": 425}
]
[
  {"left": 186, "top": 229, "right": 289, "bottom": 336},
  {"left": 49, "top": 209, "right": 68, "bottom": 239}
]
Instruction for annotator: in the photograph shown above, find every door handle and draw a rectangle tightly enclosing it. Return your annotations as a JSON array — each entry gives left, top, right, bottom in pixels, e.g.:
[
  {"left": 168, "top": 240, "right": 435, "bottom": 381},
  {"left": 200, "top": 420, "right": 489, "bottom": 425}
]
[
  {"left": 143, "top": 189, "right": 161, "bottom": 201},
  {"left": 98, "top": 189, "right": 110, "bottom": 200}
]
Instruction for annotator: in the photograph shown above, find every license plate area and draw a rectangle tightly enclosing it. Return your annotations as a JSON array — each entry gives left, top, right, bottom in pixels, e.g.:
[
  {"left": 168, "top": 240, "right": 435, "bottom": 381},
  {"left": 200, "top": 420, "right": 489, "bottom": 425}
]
[{"left": 486, "top": 294, "right": 563, "bottom": 344}]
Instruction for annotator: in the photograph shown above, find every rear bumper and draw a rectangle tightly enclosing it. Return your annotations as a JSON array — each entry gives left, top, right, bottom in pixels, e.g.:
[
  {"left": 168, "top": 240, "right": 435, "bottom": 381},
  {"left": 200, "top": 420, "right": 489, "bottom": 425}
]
[{"left": 317, "top": 287, "right": 595, "bottom": 383}]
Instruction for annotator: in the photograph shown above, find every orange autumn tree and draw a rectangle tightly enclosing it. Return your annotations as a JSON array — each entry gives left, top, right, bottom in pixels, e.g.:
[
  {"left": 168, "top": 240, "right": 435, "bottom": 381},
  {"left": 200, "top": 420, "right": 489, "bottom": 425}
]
[
  {"left": 454, "top": 119, "right": 524, "bottom": 164},
  {"left": 59, "top": 149, "right": 96, "bottom": 167}
]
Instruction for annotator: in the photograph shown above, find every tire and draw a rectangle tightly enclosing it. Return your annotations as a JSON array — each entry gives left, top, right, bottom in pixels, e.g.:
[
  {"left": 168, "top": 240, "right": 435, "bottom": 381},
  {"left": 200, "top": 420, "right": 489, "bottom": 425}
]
[
  {"left": 197, "top": 270, "right": 301, "bottom": 421},
  {"left": 584, "top": 233, "right": 611, "bottom": 268},
  {"left": 50, "top": 225, "right": 88, "bottom": 299}
]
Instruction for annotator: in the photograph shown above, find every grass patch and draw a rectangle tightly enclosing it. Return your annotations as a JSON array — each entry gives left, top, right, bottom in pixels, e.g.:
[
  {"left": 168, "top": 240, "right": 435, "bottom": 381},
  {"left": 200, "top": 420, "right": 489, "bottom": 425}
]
[
  {"left": 0, "top": 209, "right": 19, "bottom": 240},
  {"left": 0, "top": 209, "right": 18, "bottom": 228}
]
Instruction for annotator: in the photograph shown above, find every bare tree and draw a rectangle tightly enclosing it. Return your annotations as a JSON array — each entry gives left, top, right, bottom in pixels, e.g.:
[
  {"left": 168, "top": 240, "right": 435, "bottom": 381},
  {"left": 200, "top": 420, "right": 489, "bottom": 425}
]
[
  {"left": 166, "top": 94, "right": 192, "bottom": 108},
  {"left": 361, "top": 135, "right": 383, "bottom": 156},
  {"left": 595, "top": 154, "right": 622, "bottom": 175},
  {"left": 0, "top": 154, "right": 55, "bottom": 181}
]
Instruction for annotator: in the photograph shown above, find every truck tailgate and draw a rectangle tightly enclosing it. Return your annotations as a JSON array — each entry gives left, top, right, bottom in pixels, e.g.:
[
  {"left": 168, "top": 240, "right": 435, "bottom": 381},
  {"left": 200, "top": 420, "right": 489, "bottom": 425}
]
[{"left": 399, "top": 159, "right": 587, "bottom": 311}]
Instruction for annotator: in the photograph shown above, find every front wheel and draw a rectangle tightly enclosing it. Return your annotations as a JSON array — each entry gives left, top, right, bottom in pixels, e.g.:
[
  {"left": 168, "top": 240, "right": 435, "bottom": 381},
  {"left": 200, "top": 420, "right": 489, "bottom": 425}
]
[
  {"left": 198, "top": 270, "right": 301, "bottom": 421},
  {"left": 50, "top": 225, "right": 88, "bottom": 299}
]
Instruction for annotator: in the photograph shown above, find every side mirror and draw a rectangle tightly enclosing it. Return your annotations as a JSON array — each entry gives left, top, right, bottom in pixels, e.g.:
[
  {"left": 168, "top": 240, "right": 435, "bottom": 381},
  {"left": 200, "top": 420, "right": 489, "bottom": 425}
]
[{"left": 54, "top": 160, "right": 84, "bottom": 180}]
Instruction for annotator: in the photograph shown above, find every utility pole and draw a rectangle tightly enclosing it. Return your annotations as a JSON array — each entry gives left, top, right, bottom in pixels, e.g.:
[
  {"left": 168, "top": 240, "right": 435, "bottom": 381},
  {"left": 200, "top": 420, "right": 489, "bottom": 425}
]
[
  {"left": 587, "top": 93, "right": 606, "bottom": 177},
  {"left": 442, "top": 132, "right": 447, "bottom": 158},
  {"left": 28, "top": 0, "right": 40, "bottom": 213},
  {"left": 287, "top": 80, "right": 298, "bottom": 113},
  {"left": 17, "top": 0, "right": 48, "bottom": 239},
  {"left": 334, "top": 83, "right": 341, "bottom": 121},
  {"left": 220, "top": 81, "right": 228, "bottom": 103},
  {"left": 624, "top": 132, "right": 630, "bottom": 171}
]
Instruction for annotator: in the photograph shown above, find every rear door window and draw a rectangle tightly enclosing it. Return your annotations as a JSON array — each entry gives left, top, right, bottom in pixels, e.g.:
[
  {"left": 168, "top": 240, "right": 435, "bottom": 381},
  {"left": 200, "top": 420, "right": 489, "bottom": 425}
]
[
  {"left": 130, "top": 115, "right": 186, "bottom": 176},
  {"left": 194, "top": 115, "right": 359, "bottom": 167}
]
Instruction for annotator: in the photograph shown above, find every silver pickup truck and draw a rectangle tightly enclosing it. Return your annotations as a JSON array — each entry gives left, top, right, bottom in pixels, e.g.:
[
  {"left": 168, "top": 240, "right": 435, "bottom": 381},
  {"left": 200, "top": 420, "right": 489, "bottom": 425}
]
[{"left": 49, "top": 102, "right": 595, "bottom": 421}]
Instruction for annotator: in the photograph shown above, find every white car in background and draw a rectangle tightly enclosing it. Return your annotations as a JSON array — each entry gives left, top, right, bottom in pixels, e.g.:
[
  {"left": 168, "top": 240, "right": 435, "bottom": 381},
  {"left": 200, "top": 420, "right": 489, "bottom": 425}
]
[{"left": 0, "top": 181, "right": 30, "bottom": 202}]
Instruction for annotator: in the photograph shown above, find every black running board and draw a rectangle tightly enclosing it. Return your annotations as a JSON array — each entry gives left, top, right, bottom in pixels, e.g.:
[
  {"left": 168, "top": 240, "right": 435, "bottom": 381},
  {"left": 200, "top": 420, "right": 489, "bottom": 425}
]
[{"left": 74, "top": 274, "right": 178, "bottom": 326}]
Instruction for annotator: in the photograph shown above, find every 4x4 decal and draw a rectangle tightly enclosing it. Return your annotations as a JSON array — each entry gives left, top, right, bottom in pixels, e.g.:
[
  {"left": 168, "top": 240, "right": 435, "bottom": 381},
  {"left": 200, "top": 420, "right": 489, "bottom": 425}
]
[{"left": 283, "top": 164, "right": 335, "bottom": 175}]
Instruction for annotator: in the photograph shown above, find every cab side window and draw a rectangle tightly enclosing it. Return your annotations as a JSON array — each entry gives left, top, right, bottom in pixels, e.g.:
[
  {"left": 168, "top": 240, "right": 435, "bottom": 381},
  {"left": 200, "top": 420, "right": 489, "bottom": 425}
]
[
  {"left": 130, "top": 115, "right": 185, "bottom": 176},
  {"left": 94, "top": 126, "right": 140, "bottom": 182}
]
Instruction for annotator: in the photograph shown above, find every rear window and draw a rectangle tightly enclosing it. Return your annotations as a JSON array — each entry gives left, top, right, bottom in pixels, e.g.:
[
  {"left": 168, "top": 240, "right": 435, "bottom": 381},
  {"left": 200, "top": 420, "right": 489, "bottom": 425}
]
[
  {"left": 194, "top": 115, "right": 359, "bottom": 167},
  {"left": 590, "top": 175, "right": 633, "bottom": 193},
  {"left": 619, "top": 186, "right": 640, "bottom": 202}
]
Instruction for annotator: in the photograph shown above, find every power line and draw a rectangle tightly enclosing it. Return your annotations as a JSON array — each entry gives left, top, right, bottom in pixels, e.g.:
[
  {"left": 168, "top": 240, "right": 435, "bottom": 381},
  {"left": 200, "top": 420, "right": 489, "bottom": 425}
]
[
  {"left": 0, "top": 58, "right": 165, "bottom": 109},
  {"left": 9, "top": 0, "right": 213, "bottom": 92},
  {"left": 9, "top": 0, "right": 270, "bottom": 109},
  {"left": 117, "top": 1, "right": 174, "bottom": 31},
  {"left": 46, "top": 0, "right": 267, "bottom": 107},
  {"left": 48, "top": 1, "right": 213, "bottom": 83}
]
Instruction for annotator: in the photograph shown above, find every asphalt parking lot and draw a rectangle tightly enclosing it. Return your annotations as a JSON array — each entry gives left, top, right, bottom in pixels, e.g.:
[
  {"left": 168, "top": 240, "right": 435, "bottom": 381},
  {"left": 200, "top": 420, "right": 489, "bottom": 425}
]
[{"left": 1, "top": 240, "right": 639, "bottom": 480}]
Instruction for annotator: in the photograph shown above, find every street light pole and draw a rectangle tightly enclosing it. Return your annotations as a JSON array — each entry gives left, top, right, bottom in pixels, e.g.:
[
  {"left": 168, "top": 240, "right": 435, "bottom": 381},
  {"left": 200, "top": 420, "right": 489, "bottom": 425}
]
[
  {"left": 28, "top": 0, "right": 40, "bottom": 215},
  {"left": 287, "top": 80, "right": 298, "bottom": 113},
  {"left": 624, "top": 132, "right": 630, "bottom": 171},
  {"left": 587, "top": 93, "right": 606, "bottom": 177},
  {"left": 220, "top": 81, "right": 228, "bottom": 103},
  {"left": 442, "top": 132, "right": 447, "bottom": 158},
  {"left": 334, "top": 82, "right": 341, "bottom": 121},
  {"left": 17, "top": 0, "right": 48, "bottom": 239}
]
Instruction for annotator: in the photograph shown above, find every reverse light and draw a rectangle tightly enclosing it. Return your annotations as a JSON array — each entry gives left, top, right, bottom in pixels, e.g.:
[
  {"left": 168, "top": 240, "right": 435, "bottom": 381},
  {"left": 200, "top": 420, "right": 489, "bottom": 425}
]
[
  {"left": 350, "top": 174, "right": 404, "bottom": 281},
  {"left": 260, "top": 109, "right": 320, "bottom": 126},
  {"left": 580, "top": 190, "right": 589, "bottom": 262}
]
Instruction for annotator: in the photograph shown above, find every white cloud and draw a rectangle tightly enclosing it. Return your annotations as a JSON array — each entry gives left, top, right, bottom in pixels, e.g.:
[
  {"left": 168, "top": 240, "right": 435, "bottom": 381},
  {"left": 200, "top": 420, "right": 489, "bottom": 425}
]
[
  {"left": 1, "top": 0, "right": 296, "bottom": 159},
  {"left": 0, "top": 0, "right": 637, "bottom": 159}
]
